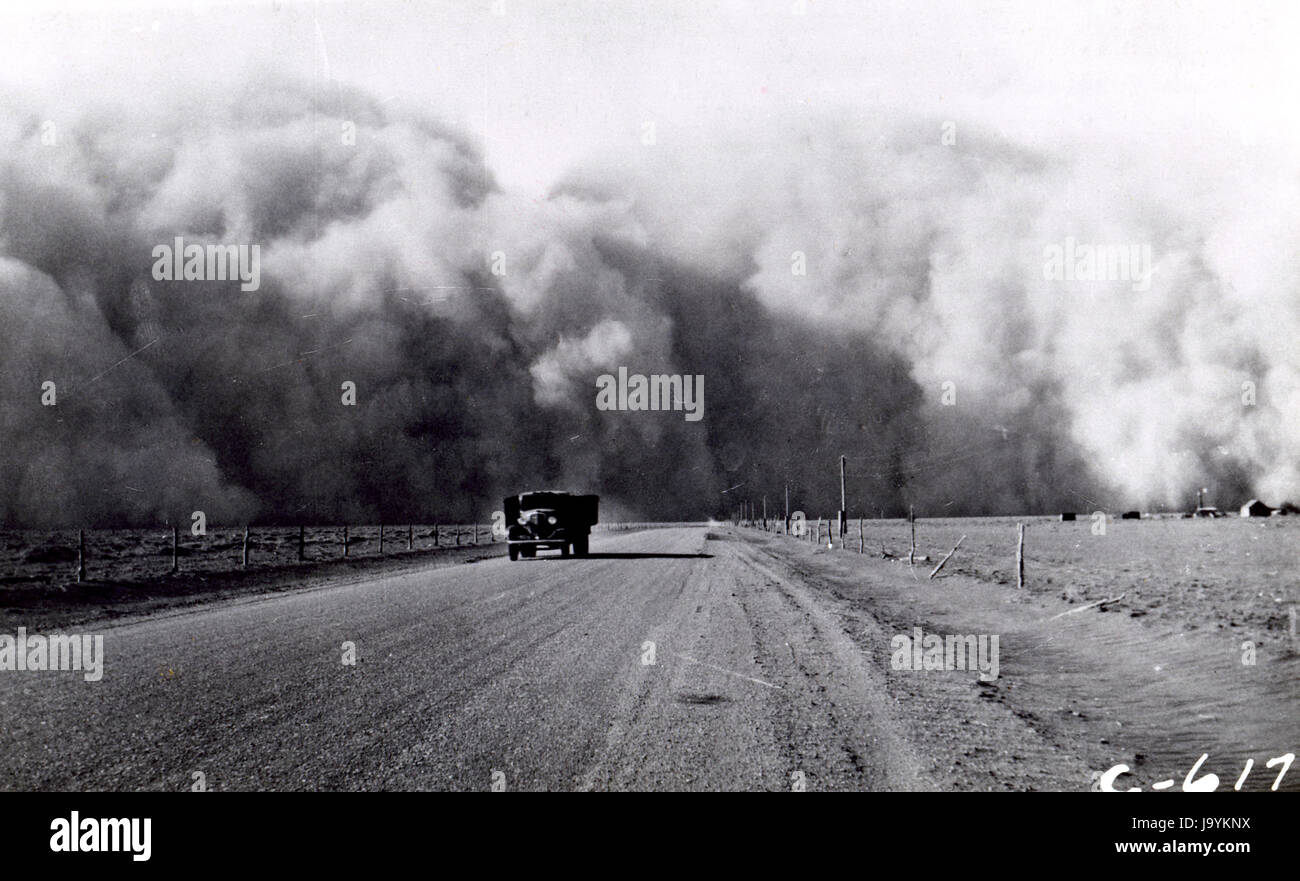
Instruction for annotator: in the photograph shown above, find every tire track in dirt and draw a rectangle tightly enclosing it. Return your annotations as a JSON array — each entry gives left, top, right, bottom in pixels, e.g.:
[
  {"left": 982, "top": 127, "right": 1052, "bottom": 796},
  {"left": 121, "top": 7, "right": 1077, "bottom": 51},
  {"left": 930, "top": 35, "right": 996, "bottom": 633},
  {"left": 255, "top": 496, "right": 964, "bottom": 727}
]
[{"left": 737, "top": 526, "right": 1298, "bottom": 791}]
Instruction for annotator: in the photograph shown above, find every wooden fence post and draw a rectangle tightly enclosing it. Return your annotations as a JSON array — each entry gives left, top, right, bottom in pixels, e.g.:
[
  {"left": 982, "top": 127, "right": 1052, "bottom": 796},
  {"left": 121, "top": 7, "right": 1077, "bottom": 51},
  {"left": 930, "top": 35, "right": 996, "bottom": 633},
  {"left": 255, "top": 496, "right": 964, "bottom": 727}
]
[
  {"left": 408, "top": 523, "right": 413, "bottom": 551},
  {"left": 242, "top": 526, "right": 250, "bottom": 569},
  {"left": 1016, "top": 523, "right": 1025, "bottom": 589},
  {"left": 379, "top": 523, "right": 384, "bottom": 555},
  {"left": 344, "top": 525, "right": 349, "bottom": 557},
  {"left": 433, "top": 524, "right": 439, "bottom": 547},
  {"left": 929, "top": 535, "right": 966, "bottom": 580},
  {"left": 909, "top": 506, "right": 916, "bottom": 566},
  {"left": 78, "top": 529, "right": 86, "bottom": 583},
  {"left": 171, "top": 525, "right": 179, "bottom": 574}
]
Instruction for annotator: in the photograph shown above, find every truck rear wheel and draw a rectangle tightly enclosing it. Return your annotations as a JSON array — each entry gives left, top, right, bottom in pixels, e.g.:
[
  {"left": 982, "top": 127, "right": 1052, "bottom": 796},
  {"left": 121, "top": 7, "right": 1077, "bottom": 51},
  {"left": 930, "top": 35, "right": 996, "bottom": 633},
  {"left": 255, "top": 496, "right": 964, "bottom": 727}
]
[
  {"left": 508, "top": 546, "right": 519, "bottom": 561},
  {"left": 560, "top": 543, "right": 570, "bottom": 558},
  {"left": 574, "top": 537, "right": 589, "bottom": 557}
]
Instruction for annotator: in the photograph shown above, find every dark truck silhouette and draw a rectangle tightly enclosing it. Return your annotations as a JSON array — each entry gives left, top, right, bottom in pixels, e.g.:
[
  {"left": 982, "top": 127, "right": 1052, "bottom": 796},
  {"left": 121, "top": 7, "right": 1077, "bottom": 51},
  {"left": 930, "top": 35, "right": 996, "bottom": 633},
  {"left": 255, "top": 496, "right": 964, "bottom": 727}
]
[{"left": 504, "top": 491, "right": 598, "bottom": 560}]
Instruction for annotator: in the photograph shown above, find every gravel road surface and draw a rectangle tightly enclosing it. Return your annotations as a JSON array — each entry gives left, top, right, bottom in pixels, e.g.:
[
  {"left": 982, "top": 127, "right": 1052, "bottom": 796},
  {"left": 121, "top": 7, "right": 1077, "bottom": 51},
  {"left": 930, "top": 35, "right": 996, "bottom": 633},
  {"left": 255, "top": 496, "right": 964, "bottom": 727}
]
[{"left": 0, "top": 527, "right": 931, "bottom": 791}]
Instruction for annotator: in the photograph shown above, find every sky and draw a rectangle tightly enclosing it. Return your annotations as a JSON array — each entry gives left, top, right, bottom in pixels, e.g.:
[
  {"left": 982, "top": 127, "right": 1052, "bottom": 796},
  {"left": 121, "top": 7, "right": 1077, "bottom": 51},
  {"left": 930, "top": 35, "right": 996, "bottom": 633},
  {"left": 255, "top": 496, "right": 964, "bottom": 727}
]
[
  {"left": 3, "top": 0, "right": 1298, "bottom": 194},
  {"left": 1, "top": 1, "right": 1298, "bottom": 524}
]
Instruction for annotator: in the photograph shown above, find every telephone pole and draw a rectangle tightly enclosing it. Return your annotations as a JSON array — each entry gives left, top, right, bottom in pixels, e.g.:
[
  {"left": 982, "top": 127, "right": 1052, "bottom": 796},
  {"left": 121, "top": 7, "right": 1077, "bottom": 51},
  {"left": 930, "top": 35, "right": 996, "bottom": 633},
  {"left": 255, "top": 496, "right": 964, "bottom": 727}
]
[{"left": 838, "top": 455, "right": 848, "bottom": 538}]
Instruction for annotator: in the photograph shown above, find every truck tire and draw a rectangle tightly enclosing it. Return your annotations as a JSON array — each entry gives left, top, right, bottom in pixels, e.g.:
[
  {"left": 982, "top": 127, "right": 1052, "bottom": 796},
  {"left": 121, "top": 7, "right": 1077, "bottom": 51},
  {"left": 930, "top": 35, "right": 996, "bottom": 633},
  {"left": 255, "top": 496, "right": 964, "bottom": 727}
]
[
  {"left": 560, "top": 543, "right": 570, "bottom": 558},
  {"left": 574, "top": 537, "right": 589, "bottom": 557},
  {"left": 508, "top": 546, "right": 519, "bottom": 561}
]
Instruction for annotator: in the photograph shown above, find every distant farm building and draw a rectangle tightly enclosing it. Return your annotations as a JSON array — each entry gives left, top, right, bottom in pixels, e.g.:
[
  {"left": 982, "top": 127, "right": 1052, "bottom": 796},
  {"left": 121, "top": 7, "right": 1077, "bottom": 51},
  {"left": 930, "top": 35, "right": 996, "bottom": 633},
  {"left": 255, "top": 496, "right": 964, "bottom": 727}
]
[
  {"left": 1240, "top": 499, "right": 1274, "bottom": 518},
  {"left": 1120, "top": 510, "right": 1141, "bottom": 520},
  {"left": 1193, "top": 488, "right": 1221, "bottom": 517},
  {"left": 1060, "top": 512, "right": 1076, "bottom": 521}
]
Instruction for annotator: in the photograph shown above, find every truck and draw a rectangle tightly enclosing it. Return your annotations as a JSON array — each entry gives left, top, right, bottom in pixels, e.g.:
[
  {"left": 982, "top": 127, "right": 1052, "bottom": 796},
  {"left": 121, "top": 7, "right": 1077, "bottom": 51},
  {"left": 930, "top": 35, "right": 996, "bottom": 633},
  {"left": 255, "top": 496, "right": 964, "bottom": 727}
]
[{"left": 504, "top": 491, "right": 598, "bottom": 560}]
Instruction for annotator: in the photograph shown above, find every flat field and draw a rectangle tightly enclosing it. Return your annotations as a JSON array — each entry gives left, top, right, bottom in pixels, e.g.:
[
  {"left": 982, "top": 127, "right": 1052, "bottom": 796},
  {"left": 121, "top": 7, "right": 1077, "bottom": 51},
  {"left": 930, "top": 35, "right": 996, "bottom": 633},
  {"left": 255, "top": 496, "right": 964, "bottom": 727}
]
[{"left": 804, "top": 514, "right": 1298, "bottom": 649}]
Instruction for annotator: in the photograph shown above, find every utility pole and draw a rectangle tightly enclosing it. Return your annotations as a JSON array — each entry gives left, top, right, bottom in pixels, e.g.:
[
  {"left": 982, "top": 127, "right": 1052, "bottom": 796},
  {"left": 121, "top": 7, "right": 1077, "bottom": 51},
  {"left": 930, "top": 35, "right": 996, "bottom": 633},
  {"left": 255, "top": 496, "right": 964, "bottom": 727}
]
[{"left": 838, "top": 455, "right": 848, "bottom": 539}]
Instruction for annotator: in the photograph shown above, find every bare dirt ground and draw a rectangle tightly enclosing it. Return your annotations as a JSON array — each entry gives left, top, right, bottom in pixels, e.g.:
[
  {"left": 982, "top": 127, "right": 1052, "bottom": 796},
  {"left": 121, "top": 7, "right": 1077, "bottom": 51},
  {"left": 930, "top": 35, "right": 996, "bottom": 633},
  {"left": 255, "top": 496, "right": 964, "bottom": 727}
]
[
  {"left": 0, "top": 523, "right": 692, "bottom": 631},
  {"left": 747, "top": 518, "right": 1299, "bottom": 791},
  {"left": 796, "top": 515, "right": 1298, "bottom": 651},
  {"left": 1, "top": 527, "right": 937, "bottom": 791},
  {"left": 0, "top": 527, "right": 506, "bottom": 631},
  {"left": 0, "top": 520, "right": 1293, "bottom": 791},
  {"left": 1, "top": 524, "right": 496, "bottom": 581}
]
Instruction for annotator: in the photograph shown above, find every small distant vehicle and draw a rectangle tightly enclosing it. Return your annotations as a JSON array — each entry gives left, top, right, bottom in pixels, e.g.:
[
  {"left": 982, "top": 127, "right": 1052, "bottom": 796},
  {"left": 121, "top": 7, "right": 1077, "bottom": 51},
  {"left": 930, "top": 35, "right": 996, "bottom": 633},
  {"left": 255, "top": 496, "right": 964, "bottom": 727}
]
[{"left": 504, "top": 491, "right": 598, "bottom": 560}]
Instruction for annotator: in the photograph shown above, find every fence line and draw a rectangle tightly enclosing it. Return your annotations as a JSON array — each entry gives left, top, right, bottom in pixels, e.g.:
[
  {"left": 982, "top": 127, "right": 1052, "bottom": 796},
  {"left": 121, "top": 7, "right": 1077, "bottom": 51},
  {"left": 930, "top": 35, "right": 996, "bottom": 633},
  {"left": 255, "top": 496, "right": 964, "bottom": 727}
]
[
  {"left": 19, "top": 520, "right": 703, "bottom": 581},
  {"left": 736, "top": 508, "right": 1041, "bottom": 583}
]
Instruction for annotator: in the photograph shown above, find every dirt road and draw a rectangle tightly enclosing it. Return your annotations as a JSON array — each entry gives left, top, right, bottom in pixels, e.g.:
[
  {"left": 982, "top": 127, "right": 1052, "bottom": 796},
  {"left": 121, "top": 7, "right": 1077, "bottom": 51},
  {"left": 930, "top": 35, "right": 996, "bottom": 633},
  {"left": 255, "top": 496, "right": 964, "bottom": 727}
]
[{"left": 1, "top": 526, "right": 1292, "bottom": 791}]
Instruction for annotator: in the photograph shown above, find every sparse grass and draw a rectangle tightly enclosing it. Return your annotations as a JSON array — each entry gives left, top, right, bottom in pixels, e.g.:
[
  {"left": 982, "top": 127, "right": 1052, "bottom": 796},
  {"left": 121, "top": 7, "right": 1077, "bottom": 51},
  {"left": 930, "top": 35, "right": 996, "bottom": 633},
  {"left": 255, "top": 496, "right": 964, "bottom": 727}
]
[{"left": 779, "top": 514, "right": 1299, "bottom": 645}]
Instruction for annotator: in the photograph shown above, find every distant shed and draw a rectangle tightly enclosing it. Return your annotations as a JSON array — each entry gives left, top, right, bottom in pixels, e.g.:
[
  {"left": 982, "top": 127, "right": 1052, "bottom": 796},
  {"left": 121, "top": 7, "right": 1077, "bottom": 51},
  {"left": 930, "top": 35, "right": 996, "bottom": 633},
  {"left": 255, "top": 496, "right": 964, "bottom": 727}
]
[
  {"left": 1120, "top": 510, "right": 1141, "bottom": 520},
  {"left": 1060, "top": 512, "right": 1076, "bottom": 521},
  {"left": 1240, "top": 499, "right": 1273, "bottom": 518}
]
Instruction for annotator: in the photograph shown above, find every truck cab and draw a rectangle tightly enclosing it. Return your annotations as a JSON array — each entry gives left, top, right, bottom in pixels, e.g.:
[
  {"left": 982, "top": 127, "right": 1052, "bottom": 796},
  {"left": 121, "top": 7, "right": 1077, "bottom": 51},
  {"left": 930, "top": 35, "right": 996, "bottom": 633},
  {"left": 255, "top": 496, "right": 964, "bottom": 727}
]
[{"left": 505, "top": 491, "right": 598, "bottom": 560}]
